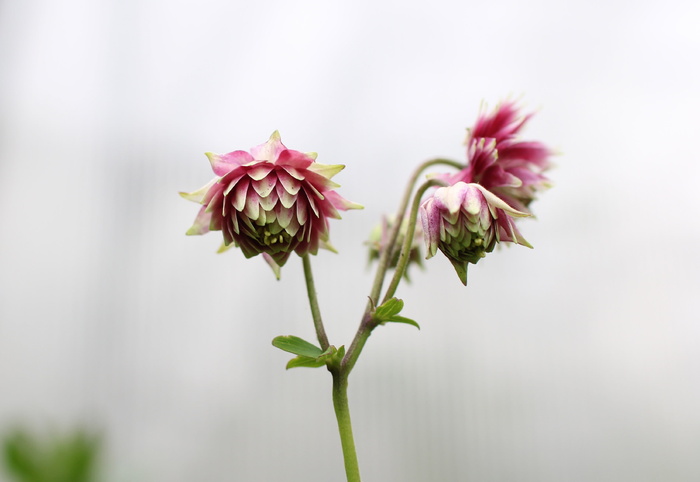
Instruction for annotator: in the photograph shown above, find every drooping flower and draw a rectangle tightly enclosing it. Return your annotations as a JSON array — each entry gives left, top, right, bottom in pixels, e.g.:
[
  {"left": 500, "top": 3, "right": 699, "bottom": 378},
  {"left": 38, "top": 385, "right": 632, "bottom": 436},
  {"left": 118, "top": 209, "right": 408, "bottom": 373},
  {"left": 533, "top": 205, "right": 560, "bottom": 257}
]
[
  {"left": 180, "top": 131, "right": 362, "bottom": 278},
  {"left": 449, "top": 101, "right": 552, "bottom": 212},
  {"left": 366, "top": 215, "right": 424, "bottom": 281},
  {"left": 420, "top": 181, "right": 531, "bottom": 285}
]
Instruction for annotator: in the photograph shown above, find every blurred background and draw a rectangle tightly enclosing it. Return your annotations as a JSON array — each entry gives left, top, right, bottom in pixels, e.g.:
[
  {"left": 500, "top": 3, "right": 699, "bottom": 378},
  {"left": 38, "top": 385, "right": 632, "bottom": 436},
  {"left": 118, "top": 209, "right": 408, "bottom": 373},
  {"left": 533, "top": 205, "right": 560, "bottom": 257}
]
[{"left": 1, "top": 0, "right": 699, "bottom": 480}]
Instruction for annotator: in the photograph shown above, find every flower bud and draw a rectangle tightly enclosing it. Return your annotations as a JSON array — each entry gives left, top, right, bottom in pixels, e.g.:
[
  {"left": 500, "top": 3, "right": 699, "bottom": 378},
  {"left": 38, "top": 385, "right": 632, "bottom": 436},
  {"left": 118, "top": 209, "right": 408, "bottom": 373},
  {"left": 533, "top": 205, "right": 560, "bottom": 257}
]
[
  {"left": 420, "top": 182, "right": 531, "bottom": 285},
  {"left": 366, "top": 215, "right": 424, "bottom": 281}
]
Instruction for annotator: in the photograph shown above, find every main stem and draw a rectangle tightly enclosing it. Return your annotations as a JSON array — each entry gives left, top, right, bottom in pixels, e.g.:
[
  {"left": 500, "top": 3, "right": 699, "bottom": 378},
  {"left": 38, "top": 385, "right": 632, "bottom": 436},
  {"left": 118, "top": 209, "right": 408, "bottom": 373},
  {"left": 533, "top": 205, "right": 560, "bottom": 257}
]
[
  {"left": 301, "top": 159, "right": 462, "bottom": 482},
  {"left": 332, "top": 371, "right": 361, "bottom": 482}
]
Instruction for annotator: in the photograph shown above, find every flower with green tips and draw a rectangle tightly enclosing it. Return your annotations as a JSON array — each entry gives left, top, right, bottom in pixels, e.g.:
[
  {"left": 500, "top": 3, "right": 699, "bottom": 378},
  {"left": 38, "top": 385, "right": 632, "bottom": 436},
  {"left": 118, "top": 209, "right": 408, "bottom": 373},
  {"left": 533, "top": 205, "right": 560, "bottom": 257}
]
[
  {"left": 181, "top": 132, "right": 361, "bottom": 277},
  {"left": 420, "top": 181, "right": 531, "bottom": 285}
]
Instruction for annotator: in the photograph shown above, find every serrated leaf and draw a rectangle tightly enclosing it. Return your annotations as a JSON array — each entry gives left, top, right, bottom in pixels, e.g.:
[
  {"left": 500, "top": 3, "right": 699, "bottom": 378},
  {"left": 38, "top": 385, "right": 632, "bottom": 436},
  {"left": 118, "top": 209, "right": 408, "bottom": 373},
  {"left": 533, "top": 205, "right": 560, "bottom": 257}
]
[
  {"left": 272, "top": 335, "right": 323, "bottom": 358},
  {"left": 374, "top": 298, "right": 404, "bottom": 320},
  {"left": 286, "top": 355, "right": 327, "bottom": 369},
  {"left": 382, "top": 315, "right": 420, "bottom": 330}
]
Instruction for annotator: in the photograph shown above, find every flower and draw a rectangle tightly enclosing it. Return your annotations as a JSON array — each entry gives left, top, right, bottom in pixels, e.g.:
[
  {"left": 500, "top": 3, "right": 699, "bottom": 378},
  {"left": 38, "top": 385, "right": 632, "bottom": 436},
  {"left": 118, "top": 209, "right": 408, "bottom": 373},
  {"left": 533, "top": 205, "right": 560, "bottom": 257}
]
[
  {"left": 366, "top": 215, "right": 424, "bottom": 281},
  {"left": 449, "top": 101, "right": 552, "bottom": 212},
  {"left": 420, "top": 181, "right": 531, "bottom": 285},
  {"left": 180, "top": 131, "right": 361, "bottom": 278}
]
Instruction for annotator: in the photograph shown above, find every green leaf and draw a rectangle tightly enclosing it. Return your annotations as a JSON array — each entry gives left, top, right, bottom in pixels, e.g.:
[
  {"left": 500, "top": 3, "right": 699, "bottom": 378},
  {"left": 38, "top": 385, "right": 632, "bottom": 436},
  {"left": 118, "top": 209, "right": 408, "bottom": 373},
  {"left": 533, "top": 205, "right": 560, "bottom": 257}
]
[
  {"left": 285, "top": 345, "right": 345, "bottom": 370},
  {"left": 382, "top": 315, "right": 420, "bottom": 330},
  {"left": 374, "top": 298, "right": 404, "bottom": 320},
  {"left": 286, "top": 355, "right": 327, "bottom": 369},
  {"left": 272, "top": 336, "right": 323, "bottom": 358}
]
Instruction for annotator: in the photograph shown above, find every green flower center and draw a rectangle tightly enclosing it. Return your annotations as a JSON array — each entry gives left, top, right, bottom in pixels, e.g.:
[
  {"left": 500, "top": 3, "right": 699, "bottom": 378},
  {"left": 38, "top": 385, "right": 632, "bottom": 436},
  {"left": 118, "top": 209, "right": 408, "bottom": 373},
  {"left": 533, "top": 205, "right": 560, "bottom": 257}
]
[{"left": 254, "top": 223, "right": 292, "bottom": 248}]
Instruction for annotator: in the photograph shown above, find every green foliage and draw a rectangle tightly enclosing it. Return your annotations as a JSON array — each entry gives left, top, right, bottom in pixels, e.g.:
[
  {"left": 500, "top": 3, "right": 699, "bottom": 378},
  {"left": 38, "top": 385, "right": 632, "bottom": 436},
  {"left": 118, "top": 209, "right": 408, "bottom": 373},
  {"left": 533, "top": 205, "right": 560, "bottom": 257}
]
[
  {"left": 272, "top": 335, "right": 324, "bottom": 358},
  {"left": 373, "top": 298, "right": 420, "bottom": 329},
  {"left": 272, "top": 336, "right": 345, "bottom": 370},
  {"left": 2, "top": 428, "right": 100, "bottom": 482}
]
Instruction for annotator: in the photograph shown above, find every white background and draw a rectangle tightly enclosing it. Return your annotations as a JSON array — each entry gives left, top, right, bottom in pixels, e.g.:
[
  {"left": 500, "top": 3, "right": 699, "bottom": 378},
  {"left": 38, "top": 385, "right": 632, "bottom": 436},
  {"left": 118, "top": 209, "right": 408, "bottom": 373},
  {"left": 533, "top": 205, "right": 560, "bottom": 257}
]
[{"left": 1, "top": 0, "right": 699, "bottom": 480}]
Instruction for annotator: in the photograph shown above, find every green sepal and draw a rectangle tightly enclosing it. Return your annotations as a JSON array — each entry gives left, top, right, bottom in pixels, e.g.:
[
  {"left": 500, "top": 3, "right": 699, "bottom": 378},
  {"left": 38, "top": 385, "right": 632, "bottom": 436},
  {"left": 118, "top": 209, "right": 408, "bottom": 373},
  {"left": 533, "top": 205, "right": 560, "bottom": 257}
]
[
  {"left": 373, "top": 298, "right": 420, "bottom": 330},
  {"left": 272, "top": 335, "right": 323, "bottom": 358}
]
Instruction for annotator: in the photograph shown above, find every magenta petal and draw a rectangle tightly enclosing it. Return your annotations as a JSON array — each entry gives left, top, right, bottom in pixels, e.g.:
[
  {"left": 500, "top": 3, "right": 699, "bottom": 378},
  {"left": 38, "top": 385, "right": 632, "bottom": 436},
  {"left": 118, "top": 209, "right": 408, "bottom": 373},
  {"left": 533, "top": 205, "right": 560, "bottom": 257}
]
[
  {"left": 244, "top": 189, "right": 261, "bottom": 220},
  {"left": 247, "top": 164, "right": 274, "bottom": 181},
  {"left": 252, "top": 176, "right": 277, "bottom": 198},
  {"left": 208, "top": 150, "right": 254, "bottom": 176},
  {"left": 186, "top": 206, "right": 212, "bottom": 235},
  {"left": 232, "top": 178, "right": 250, "bottom": 211},
  {"left": 258, "top": 189, "right": 278, "bottom": 211},
  {"left": 275, "top": 149, "right": 314, "bottom": 170},
  {"left": 276, "top": 169, "right": 301, "bottom": 195},
  {"left": 276, "top": 182, "right": 297, "bottom": 208}
]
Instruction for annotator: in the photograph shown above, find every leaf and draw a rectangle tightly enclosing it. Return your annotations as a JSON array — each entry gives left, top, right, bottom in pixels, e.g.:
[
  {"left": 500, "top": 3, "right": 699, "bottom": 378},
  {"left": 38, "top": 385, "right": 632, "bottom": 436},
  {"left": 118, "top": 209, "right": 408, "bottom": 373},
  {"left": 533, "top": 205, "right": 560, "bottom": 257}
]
[
  {"left": 272, "top": 336, "right": 323, "bottom": 358},
  {"left": 374, "top": 298, "right": 404, "bottom": 320},
  {"left": 285, "top": 345, "right": 345, "bottom": 370},
  {"left": 382, "top": 315, "right": 420, "bottom": 330},
  {"left": 286, "top": 355, "right": 327, "bottom": 369}
]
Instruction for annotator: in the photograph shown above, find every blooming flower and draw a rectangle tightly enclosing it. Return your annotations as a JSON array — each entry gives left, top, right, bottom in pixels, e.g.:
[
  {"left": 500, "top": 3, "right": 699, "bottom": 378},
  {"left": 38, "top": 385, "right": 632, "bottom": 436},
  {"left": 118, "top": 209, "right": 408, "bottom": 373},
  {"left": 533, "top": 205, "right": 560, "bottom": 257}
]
[
  {"left": 420, "top": 181, "right": 531, "bottom": 285},
  {"left": 180, "top": 131, "right": 361, "bottom": 278},
  {"left": 449, "top": 101, "right": 552, "bottom": 212}
]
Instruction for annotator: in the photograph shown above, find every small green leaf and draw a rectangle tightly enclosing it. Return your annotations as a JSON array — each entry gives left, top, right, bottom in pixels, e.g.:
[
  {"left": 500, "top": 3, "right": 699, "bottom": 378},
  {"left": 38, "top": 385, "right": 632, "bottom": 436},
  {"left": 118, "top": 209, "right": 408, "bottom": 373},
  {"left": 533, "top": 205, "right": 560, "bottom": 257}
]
[
  {"left": 382, "top": 315, "right": 420, "bottom": 330},
  {"left": 285, "top": 345, "right": 345, "bottom": 370},
  {"left": 286, "top": 355, "right": 327, "bottom": 369},
  {"left": 374, "top": 298, "right": 404, "bottom": 320},
  {"left": 272, "top": 336, "right": 323, "bottom": 358}
]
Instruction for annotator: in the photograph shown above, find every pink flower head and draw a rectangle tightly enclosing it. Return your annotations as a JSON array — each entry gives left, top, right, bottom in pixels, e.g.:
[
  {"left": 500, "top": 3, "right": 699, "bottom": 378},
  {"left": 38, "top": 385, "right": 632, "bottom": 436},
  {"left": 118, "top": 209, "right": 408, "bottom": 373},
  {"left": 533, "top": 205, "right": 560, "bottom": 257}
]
[
  {"left": 420, "top": 182, "right": 531, "bottom": 285},
  {"left": 181, "top": 131, "right": 362, "bottom": 278},
  {"left": 450, "top": 101, "right": 552, "bottom": 212}
]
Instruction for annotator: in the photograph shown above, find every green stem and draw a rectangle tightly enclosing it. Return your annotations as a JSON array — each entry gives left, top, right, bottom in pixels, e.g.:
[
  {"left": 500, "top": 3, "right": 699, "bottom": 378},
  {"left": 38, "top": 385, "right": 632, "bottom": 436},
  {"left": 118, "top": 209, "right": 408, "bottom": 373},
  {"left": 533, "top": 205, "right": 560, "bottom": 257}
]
[
  {"left": 302, "top": 254, "right": 329, "bottom": 351},
  {"left": 332, "top": 371, "right": 361, "bottom": 482},
  {"left": 381, "top": 178, "right": 448, "bottom": 304},
  {"left": 345, "top": 160, "right": 460, "bottom": 373},
  {"left": 366, "top": 158, "right": 464, "bottom": 308}
]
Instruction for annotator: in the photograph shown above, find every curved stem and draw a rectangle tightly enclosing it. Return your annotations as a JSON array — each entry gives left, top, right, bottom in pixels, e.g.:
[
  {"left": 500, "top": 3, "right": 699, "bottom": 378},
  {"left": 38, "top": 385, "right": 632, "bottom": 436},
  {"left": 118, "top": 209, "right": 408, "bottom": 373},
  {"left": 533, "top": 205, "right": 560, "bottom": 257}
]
[
  {"left": 344, "top": 159, "right": 461, "bottom": 374},
  {"left": 381, "top": 178, "right": 448, "bottom": 304},
  {"left": 366, "top": 158, "right": 463, "bottom": 308},
  {"left": 302, "top": 254, "right": 329, "bottom": 350}
]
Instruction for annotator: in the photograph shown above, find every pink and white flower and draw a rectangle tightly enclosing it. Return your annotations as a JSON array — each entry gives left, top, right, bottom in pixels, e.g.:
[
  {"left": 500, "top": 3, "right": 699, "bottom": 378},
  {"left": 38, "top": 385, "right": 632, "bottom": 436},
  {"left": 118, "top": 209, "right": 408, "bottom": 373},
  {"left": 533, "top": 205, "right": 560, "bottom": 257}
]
[
  {"left": 181, "top": 131, "right": 361, "bottom": 277},
  {"left": 420, "top": 182, "right": 531, "bottom": 285},
  {"left": 449, "top": 101, "right": 552, "bottom": 212}
]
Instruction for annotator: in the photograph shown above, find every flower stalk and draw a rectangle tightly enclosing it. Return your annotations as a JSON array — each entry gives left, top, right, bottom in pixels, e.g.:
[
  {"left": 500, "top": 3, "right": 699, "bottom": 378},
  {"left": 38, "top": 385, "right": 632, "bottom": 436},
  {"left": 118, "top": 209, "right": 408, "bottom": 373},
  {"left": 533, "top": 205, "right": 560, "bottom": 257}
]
[{"left": 302, "top": 254, "right": 329, "bottom": 351}]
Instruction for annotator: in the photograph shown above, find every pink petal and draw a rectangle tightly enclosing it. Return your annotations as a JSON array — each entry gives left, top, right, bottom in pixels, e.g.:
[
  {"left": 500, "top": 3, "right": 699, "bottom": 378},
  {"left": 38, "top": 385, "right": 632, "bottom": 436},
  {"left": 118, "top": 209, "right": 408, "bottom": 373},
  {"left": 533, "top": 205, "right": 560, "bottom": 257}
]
[
  {"left": 185, "top": 206, "right": 212, "bottom": 235},
  {"left": 207, "top": 150, "right": 255, "bottom": 176}
]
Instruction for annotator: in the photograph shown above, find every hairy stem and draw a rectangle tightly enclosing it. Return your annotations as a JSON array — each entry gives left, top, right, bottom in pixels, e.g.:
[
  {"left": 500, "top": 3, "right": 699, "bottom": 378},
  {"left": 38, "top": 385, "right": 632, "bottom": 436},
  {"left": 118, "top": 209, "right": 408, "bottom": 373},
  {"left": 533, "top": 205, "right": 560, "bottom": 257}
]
[
  {"left": 302, "top": 254, "right": 329, "bottom": 350},
  {"left": 332, "top": 371, "right": 361, "bottom": 482},
  {"left": 381, "top": 178, "right": 448, "bottom": 303},
  {"left": 366, "top": 158, "right": 464, "bottom": 308}
]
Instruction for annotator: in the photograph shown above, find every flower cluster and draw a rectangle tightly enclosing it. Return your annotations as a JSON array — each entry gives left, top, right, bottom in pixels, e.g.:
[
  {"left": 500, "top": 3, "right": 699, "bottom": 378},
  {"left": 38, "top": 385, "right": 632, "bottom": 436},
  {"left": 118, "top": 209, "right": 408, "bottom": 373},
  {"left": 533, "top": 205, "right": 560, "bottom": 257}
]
[
  {"left": 420, "top": 102, "right": 552, "bottom": 284},
  {"left": 181, "top": 131, "right": 361, "bottom": 277}
]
